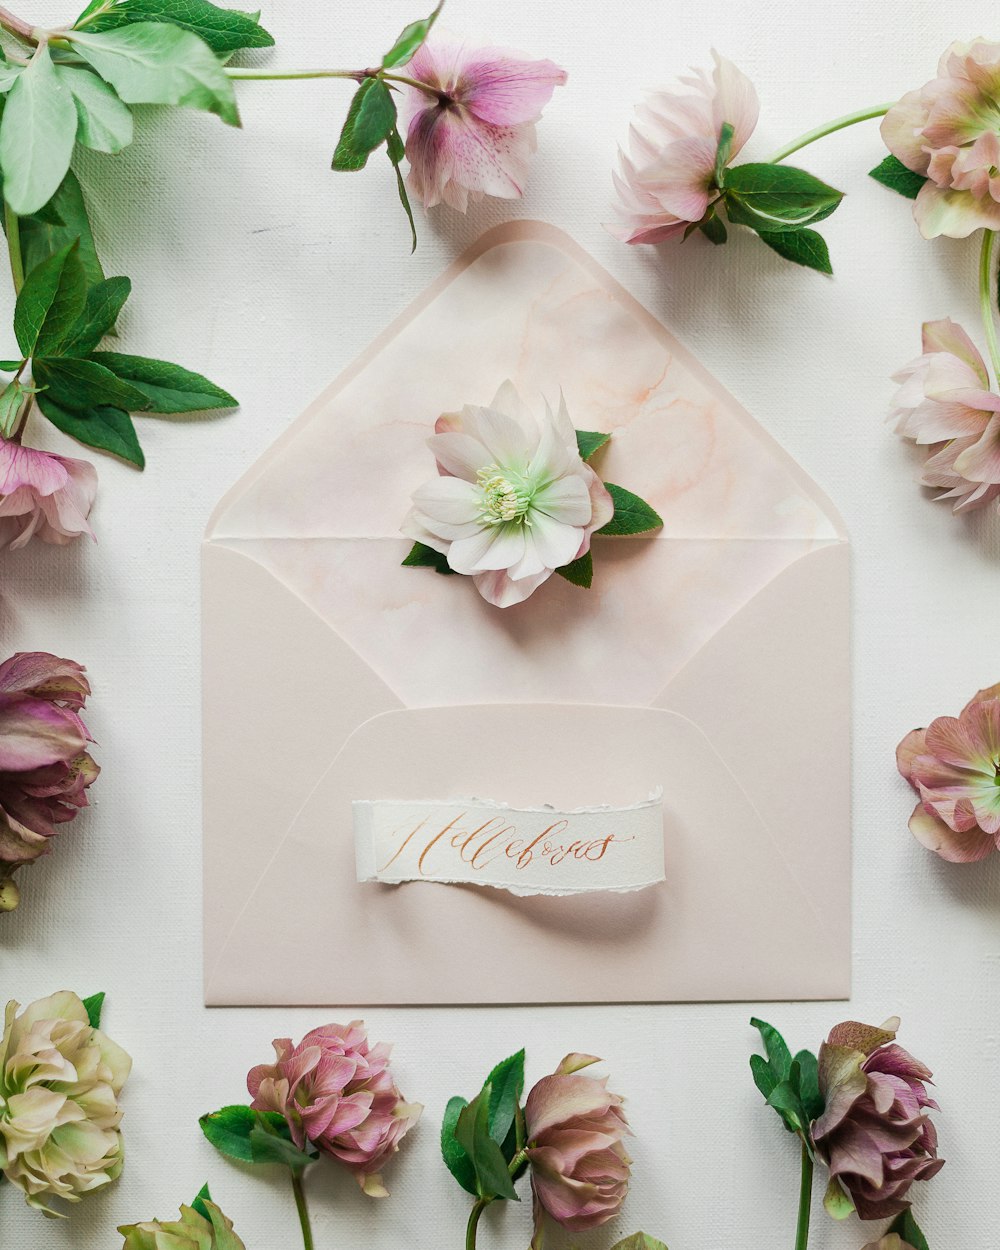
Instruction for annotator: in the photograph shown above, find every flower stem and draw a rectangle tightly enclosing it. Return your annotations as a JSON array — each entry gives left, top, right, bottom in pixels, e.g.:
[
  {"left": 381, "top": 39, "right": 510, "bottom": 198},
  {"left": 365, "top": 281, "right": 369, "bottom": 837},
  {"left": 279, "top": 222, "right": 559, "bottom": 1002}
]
[
  {"left": 290, "top": 1171, "right": 315, "bottom": 1250},
  {"left": 767, "top": 102, "right": 894, "bottom": 164},
  {"left": 979, "top": 229, "right": 1000, "bottom": 385},
  {"left": 225, "top": 66, "right": 362, "bottom": 82},
  {"left": 794, "top": 1142, "right": 814, "bottom": 1250},
  {"left": 0, "top": 5, "right": 34, "bottom": 42},
  {"left": 4, "top": 198, "right": 24, "bottom": 295},
  {"left": 466, "top": 1197, "right": 489, "bottom": 1250}
]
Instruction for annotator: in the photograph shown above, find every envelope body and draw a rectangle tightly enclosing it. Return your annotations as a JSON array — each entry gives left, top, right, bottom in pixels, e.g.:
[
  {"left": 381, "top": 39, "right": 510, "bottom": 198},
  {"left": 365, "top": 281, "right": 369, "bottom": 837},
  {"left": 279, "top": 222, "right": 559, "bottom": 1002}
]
[{"left": 203, "top": 221, "right": 850, "bottom": 1005}]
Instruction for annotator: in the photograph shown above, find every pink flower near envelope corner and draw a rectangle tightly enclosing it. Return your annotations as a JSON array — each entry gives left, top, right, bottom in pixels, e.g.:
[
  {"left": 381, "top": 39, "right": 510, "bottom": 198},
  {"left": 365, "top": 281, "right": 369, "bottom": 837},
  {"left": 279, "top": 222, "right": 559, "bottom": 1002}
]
[
  {"left": 897, "top": 683, "right": 1000, "bottom": 862},
  {"left": 399, "top": 32, "right": 567, "bottom": 212},
  {"left": 0, "top": 437, "right": 97, "bottom": 551},
  {"left": 248, "top": 1020, "right": 421, "bottom": 1196}
]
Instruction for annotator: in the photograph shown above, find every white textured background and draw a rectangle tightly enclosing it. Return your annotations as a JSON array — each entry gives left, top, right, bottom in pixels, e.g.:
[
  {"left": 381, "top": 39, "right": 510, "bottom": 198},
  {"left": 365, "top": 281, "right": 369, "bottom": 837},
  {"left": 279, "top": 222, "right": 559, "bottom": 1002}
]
[{"left": 3, "top": 1, "right": 1000, "bottom": 1247}]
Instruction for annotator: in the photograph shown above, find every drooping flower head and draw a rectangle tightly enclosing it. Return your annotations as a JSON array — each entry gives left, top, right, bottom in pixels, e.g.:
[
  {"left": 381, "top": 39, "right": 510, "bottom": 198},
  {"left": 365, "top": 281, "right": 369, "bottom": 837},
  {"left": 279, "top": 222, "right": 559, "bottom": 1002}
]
[
  {"left": 0, "top": 652, "right": 99, "bottom": 912},
  {"left": 400, "top": 32, "right": 566, "bottom": 212},
  {"left": 403, "top": 382, "right": 614, "bottom": 607},
  {"left": 524, "top": 1053, "right": 631, "bottom": 1240},
  {"left": 812, "top": 1018, "right": 943, "bottom": 1222},
  {"left": 0, "top": 992, "right": 131, "bottom": 1214},
  {"left": 898, "top": 683, "right": 1000, "bottom": 861},
  {"left": 610, "top": 51, "right": 759, "bottom": 244},
  {"left": 119, "top": 1199, "right": 246, "bottom": 1249},
  {"left": 248, "top": 1020, "right": 421, "bottom": 1196},
  {"left": 0, "top": 438, "right": 97, "bottom": 551},
  {"left": 882, "top": 39, "right": 1000, "bottom": 238},
  {"left": 889, "top": 318, "right": 1000, "bottom": 512}
]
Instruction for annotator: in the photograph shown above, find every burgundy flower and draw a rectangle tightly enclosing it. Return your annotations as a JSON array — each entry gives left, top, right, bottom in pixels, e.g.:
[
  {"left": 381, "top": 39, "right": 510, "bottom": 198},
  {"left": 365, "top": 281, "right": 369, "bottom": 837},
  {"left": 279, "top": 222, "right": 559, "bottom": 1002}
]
[
  {"left": 0, "top": 653, "right": 98, "bottom": 911},
  {"left": 813, "top": 1018, "right": 943, "bottom": 1221}
]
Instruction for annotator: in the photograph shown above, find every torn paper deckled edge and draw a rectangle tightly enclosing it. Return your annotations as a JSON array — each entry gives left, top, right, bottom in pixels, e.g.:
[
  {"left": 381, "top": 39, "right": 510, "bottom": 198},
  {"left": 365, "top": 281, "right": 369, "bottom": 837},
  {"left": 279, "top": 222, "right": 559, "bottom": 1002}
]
[{"left": 353, "top": 792, "right": 665, "bottom": 897}]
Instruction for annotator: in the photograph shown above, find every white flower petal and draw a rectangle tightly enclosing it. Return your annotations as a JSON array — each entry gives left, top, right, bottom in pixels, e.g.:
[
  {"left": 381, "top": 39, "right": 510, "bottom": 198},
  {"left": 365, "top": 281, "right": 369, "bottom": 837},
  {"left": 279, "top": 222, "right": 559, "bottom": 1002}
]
[
  {"left": 524, "top": 511, "right": 584, "bottom": 570},
  {"left": 461, "top": 403, "right": 537, "bottom": 466},
  {"left": 533, "top": 475, "right": 593, "bottom": 525},
  {"left": 427, "top": 432, "right": 492, "bottom": 481},
  {"left": 448, "top": 523, "right": 524, "bottom": 574},
  {"left": 473, "top": 567, "right": 552, "bottom": 607},
  {"left": 411, "top": 475, "right": 482, "bottom": 525}
]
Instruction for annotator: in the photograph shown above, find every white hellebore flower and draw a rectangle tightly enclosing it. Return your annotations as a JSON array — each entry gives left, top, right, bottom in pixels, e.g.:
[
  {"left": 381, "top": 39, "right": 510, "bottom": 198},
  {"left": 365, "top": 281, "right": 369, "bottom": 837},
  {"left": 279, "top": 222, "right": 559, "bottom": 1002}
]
[{"left": 404, "top": 383, "right": 614, "bottom": 607}]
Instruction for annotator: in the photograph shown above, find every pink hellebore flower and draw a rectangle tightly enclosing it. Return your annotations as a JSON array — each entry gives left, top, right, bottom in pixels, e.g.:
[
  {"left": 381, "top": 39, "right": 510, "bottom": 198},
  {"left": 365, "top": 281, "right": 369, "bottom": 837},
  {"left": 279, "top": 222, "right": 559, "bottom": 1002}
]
[
  {"left": 861, "top": 1238, "right": 919, "bottom": 1250},
  {"left": 889, "top": 319, "right": 1000, "bottom": 512},
  {"left": 0, "top": 653, "right": 98, "bottom": 912},
  {"left": 523, "top": 1053, "right": 631, "bottom": 1242},
  {"left": 403, "top": 382, "right": 614, "bottom": 608},
  {"left": 897, "top": 683, "right": 1000, "bottom": 862},
  {"left": 400, "top": 33, "right": 567, "bottom": 212},
  {"left": 882, "top": 39, "right": 1000, "bottom": 238},
  {"left": 247, "top": 1021, "right": 421, "bottom": 1196},
  {"left": 0, "top": 438, "right": 97, "bottom": 551},
  {"left": 813, "top": 1018, "right": 943, "bottom": 1222},
  {"left": 610, "top": 51, "right": 759, "bottom": 244}
]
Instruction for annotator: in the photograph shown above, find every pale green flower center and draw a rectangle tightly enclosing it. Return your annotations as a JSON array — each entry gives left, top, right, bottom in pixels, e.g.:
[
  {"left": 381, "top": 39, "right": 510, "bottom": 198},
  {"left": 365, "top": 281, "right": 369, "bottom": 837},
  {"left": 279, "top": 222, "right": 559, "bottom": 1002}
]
[{"left": 477, "top": 464, "right": 533, "bottom": 525}]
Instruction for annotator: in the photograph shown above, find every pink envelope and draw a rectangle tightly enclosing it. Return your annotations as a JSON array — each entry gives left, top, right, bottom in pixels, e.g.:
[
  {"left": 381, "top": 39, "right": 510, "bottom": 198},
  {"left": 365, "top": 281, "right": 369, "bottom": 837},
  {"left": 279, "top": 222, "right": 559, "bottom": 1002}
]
[{"left": 202, "top": 221, "right": 850, "bottom": 1005}]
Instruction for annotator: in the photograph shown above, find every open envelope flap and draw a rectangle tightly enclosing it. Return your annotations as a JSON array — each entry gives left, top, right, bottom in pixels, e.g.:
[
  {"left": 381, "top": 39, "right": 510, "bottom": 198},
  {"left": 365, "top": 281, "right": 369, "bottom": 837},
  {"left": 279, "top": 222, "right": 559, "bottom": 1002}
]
[{"left": 205, "top": 704, "right": 846, "bottom": 1006}]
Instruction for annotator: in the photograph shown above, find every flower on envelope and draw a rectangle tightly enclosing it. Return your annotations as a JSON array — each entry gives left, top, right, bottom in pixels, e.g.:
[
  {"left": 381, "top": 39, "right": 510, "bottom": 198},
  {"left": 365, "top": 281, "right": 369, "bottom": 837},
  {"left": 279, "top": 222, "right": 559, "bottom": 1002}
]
[{"left": 402, "top": 383, "right": 661, "bottom": 608}]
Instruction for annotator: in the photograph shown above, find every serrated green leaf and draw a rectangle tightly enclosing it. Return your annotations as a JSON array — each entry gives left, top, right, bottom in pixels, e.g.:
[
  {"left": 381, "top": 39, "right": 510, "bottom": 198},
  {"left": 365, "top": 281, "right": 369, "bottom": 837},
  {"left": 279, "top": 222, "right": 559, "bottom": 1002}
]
[
  {"left": 599, "top": 483, "right": 663, "bottom": 536},
  {"left": 69, "top": 24, "right": 240, "bottom": 126},
  {"left": 60, "top": 276, "right": 132, "bottom": 356},
  {"left": 382, "top": 0, "right": 443, "bottom": 69},
  {"left": 455, "top": 1092, "right": 519, "bottom": 1202},
  {"left": 199, "top": 1105, "right": 259, "bottom": 1164},
  {"left": 698, "top": 214, "right": 728, "bottom": 245},
  {"left": 333, "top": 78, "right": 397, "bottom": 172},
  {"left": 757, "top": 227, "right": 832, "bottom": 274},
  {"left": 402, "top": 540, "right": 455, "bottom": 574},
  {"left": 888, "top": 1210, "right": 930, "bottom": 1250},
  {"left": 19, "top": 170, "right": 104, "bottom": 284},
  {"left": 80, "top": 0, "right": 275, "bottom": 56},
  {"left": 34, "top": 356, "right": 151, "bottom": 412},
  {"left": 190, "top": 1184, "right": 212, "bottom": 1221},
  {"left": 387, "top": 125, "right": 417, "bottom": 251},
  {"left": 56, "top": 65, "right": 134, "bottom": 154},
  {"left": 484, "top": 1051, "right": 524, "bottom": 1152},
  {"left": 0, "top": 45, "right": 78, "bottom": 216},
  {"left": 37, "top": 393, "right": 145, "bottom": 466},
  {"left": 750, "top": 1018, "right": 793, "bottom": 1082},
  {"left": 823, "top": 1175, "right": 856, "bottom": 1220},
  {"left": 724, "top": 162, "right": 843, "bottom": 232},
  {"left": 556, "top": 550, "right": 593, "bottom": 588},
  {"left": 89, "top": 351, "right": 236, "bottom": 412},
  {"left": 575, "top": 429, "right": 610, "bottom": 461},
  {"left": 869, "top": 153, "right": 927, "bottom": 201},
  {"left": 81, "top": 991, "right": 105, "bottom": 1029},
  {"left": 441, "top": 1095, "right": 478, "bottom": 1196},
  {"left": 13, "top": 240, "right": 86, "bottom": 357},
  {"left": 611, "top": 1236, "right": 670, "bottom": 1250},
  {"left": 714, "top": 121, "right": 734, "bottom": 186}
]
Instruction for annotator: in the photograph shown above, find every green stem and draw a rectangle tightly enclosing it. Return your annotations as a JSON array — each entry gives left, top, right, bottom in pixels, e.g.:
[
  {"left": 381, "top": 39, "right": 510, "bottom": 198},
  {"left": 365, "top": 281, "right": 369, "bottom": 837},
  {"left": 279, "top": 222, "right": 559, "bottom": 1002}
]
[
  {"left": 224, "top": 66, "right": 443, "bottom": 99},
  {"left": 979, "top": 229, "right": 1000, "bottom": 385},
  {"left": 4, "top": 198, "right": 24, "bottom": 295},
  {"left": 767, "top": 102, "right": 894, "bottom": 164},
  {"left": 290, "top": 1171, "right": 315, "bottom": 1250},
  {"left": 795, "top": 1142, "right": 814, "bottom": 1250},
  {"left": 466, "top": 1198, "right": 488, "bottom": 1250}
]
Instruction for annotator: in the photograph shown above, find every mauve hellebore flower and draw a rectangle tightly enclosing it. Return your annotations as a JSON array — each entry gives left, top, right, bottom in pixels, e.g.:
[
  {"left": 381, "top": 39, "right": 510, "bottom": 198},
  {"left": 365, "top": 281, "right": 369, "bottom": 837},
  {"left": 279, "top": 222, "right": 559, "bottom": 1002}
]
[
  {"left": 813, "top": 1018, "right": 943, "bottom": 1221},
  {"left": 0, "top": 438, "right": 97, "bottom": 552},
  {"left": 0, "top": 653, "right": 98, "bottom": 912},
  {"left": 248, "top": 1021, "right": 421, "bottom": 1196}
]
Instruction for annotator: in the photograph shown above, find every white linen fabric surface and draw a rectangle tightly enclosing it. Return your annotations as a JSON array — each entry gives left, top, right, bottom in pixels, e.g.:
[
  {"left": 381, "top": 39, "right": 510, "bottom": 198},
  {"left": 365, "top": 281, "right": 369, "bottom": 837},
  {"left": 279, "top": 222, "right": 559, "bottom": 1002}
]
[{"left": 2, "top": 0, "right": 999, "bottom": 1246}]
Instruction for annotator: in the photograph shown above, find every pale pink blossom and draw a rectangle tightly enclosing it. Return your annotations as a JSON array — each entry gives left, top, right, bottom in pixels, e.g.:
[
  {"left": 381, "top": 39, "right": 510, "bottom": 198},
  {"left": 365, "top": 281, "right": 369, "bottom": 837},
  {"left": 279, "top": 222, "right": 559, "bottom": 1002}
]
[
  {"left": 610, "top": 51, "right": 759, "bottom": 244},
  {"left": 403, "top": 382, "right": 614, "bottom": 608},
  {"left": 882, "top": 40, "right": 1000, "bottom": 238},
  {"left": 524, "top": 1054, "right": 631, "bottom": 1242},
  {"left": 248, "top": 1021, "right": 421, "bottom": 1196},
  {"left": 898, "top": 683, "right": 1000, "bottom": 862},
  {"left": 889, "top": 319, "right": 1000, "bottom": 512},
  {"left": 0, "top": 439, "right": 96, "bottom": 551},
  {"left": 400, "top": 33, "right": 566, "bottom": 212}
]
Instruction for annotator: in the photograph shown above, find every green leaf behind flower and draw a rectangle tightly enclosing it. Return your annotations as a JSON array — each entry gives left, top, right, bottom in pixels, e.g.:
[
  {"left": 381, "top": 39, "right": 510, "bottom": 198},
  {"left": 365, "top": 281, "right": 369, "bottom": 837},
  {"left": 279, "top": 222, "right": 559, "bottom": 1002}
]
[
  {"left": 333, "top": 77, "right": 397, "bottom": 171},
  {"left": 455, "top": 1091, "right": 519, "bottom": 1202},
  {"left": 37, "top": 393, "right": 146, "bottom": 467},
  {"left": 575, "top": 429, "right": 610, "bottom": 461},
  {"left": 599, "top": 484, "right": 663, "bottom": 536},
  {"left": 382, "top": 0, "right": 443, "bottom": 68},
  {"left": 714, "top": 121, "right": 734, "bottom": 187},
  {"left": 199, "top": 1105, "right": 317, "bottom": 1172},
  {"left": 79, "top": 0, "right": 275, "bottom": 56},
  {"left": 611, "top": 1236, "right": 670, "bottom": 1250},
  {"left": 889, "top": 1210, "right": 930, "bottom": 1250},
  {"left": 724, "top": 162, "right": 844, "bottom": 233},
  {"left": 484, "top": 1050, "right": 524, "bottom": 1153},
  {"left": 190, "top": 1183, "right": 213, "bottom": 1221},
  {"left": 441, "top": 1095, "right": 478, "bottom": 1196},
  {"left": 81, "top": 991, "right": 105, "bottom": 1029},
  {"left": 387, "top": 124, "right": 417, "bottom": 251},
  {"left": 402, "top": 540, "right": 455, "bottom": 574},
  {"left": 750, "top": 1018, "right": 823, "bottom": 1143},
  {"left": 869, "top": 153, "right": 927, "bottom": 200},
  {"left": 556, "top": 551, "right": 593, "bottom": 588}
]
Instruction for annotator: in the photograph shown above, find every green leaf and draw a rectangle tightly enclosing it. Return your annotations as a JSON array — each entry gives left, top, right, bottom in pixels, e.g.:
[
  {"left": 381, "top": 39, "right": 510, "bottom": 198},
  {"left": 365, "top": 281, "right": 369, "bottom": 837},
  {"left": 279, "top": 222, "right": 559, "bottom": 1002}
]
[
  {"left": 333, "top": 77, "right": 397, "bottom": 171},
  {"left": 89, "top": 351, "right": 236, "bottom": 412},
  {"left": 598, "top": 483, "right": 663, "bottom": 536},
  {"left": 823, "top": 1175, "right": 856, "bottom": 1220},
  {"left": 56, "top": 65, "right": 134, "bottom": 154},
  {"left": 0, "top": 45, "right": 79, "bottom": 216},
  {"left": 0, "top": 63, "right": 23, "bottom": 93},
  {"left": 455, "top": 1092, "right": 519, "bottom": 1202},
  {"left": 19, "top": 170, "right": 105, "bottom": 285},
  {"left": 382, "top": 0, "right": 443, "bottom": 69},
  {"left": 611, "top": 1236, "right": 670, "bottom": 1250},
  {"left": 0, "top": 360, "right": 22, "bottom": 373},
  {"left": 888, "top": 1210, "right": 930, "bottom": 1250},
  {"left": 387, "top": 125, "right": 417, "bottom": 252},
  {"left": 81, "top": 0, "right": 275, "bottom": 56},
  {"left": 575, "top": 429, "right": 610, "bottom": 461},
  {"left": 792, "top": 1049, "right": 824, "bottom": 1122},
  {"left": 714, "top": 121, "right": 734, "bottom": 186},
  {"left": 757, "top": 227, "right": 832, "bottom": 274},
  {"left": 402, "top": 540, "right": 455, "bottom": 574},
  {"left": 869, "top": 153, "right": 927, "bottom": 201},
  {"left": 247, "top": 1117, "right": 316, "bottom": 1173},
  {"left": 749, "top": 1052, "right": 778, "bottom": 1100},
  {"left": 484, "top": 1051, "right": 524, "bottom": 1152},
  {"left": 13, "top": 240, "right": 86, "bottom": 357},
  {"left": 199, "top": 1105, "right": 259, "bottom": 1164},
  {"left": 69, "top": 24, "right": 240, "bottom": 126},
  {"left": 60, "top": 276, "right": 132, "bottom": 356},
  {"left": 81, "top": 991, "right": 105, "bottom": 1028},
  {"left": 33, "top": 356, "right": 151, "bottom": 412},
  {"left": 190, "top": 1184, "right": 212, "bottom": 1221},
  {"left": 724, "top": 162, "right": 844, "bottom": 232},
  {"left": 0, "top": 380, "right": 29, "bottom": 438},
  {"left": 765, "top": 1079, "right": 805, "bottom": 1134},
  {"left": 556, "top": 551, "right": 593, "bottom": 588},
  {"left": 36, "top": 393, "right": 145, "bottom": 467},
  {"left": 441, "top": 1095, "right": 478, "bottom": 1196},
  {"left": 750, "top": 1018, "right": 793, "bottom": 1082},
  {"left": 698, "top": 214, "right": 728, "bottom": 245}
]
